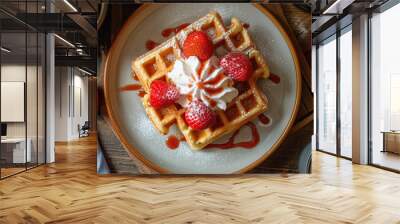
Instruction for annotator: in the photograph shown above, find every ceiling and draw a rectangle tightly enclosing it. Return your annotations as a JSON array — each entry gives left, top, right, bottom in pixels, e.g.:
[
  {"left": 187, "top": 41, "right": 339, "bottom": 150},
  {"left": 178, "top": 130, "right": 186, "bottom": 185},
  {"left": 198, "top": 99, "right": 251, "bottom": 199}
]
[
  {"left": 0, "top": 0, "right": 96, "bottom": 14},
  {"left": 0, "top": 0, "right": 97, "bottom": 74},
  {"left": 1, "top": 32, "right": 45, "bottom": 62},
  {"left": 312, "top": 0, "right": 390, "bottom": 43}
]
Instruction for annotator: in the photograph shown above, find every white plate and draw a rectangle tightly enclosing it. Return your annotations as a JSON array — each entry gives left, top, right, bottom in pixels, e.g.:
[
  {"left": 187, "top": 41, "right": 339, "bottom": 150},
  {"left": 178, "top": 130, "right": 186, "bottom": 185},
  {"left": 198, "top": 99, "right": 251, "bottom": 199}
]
[{"left": 104, "top": 3, "right": 301, "bottom": 174}]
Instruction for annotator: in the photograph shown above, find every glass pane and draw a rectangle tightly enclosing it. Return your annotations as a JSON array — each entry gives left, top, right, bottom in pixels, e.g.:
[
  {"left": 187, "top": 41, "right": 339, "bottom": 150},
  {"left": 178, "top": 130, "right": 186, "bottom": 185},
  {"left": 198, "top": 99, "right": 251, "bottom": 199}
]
[
  {"left": 1, "top": 31, "right": 27, "bottom": 177},
  {"left": 27, "top": 31, "right": 38, "bottom": 169},
  {"left": 38, "top": 33, "right": 45, "bottom": 165},
  {"left": 25, "top": 0, "right": 38, "bottom": 169},
  {"left": 317, "top": 36, "right": 337, "bottom": 154},
  {"left": 371, "top": 4, "right": 400, "bottom": 171},
  {"left": 340, "top": 28, "right": 352, "bottom": 158}
]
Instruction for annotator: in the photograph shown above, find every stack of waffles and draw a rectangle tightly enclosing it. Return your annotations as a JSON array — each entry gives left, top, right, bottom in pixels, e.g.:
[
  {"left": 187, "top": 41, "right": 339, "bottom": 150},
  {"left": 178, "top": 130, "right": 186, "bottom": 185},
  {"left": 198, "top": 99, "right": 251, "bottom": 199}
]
[{"left": 132, "top": 11, "right": 270, "bottom": 150}]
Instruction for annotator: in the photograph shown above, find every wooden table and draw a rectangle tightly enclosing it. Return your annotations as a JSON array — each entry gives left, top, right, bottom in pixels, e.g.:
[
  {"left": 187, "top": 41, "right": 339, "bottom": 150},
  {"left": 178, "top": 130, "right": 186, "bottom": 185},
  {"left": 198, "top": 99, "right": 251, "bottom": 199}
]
[
  {"left": 1, "top": 137, "right": 32, "bottom": 165},
  {"left": 382, "top": 131, "right": 400, "bottom": 154}
]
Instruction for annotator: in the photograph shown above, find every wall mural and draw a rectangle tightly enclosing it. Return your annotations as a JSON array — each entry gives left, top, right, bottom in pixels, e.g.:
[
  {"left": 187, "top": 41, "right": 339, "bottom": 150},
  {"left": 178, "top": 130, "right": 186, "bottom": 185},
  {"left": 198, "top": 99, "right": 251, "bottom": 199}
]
[{"left": 97, "top": 3, "right": 312, "bottom": 174}]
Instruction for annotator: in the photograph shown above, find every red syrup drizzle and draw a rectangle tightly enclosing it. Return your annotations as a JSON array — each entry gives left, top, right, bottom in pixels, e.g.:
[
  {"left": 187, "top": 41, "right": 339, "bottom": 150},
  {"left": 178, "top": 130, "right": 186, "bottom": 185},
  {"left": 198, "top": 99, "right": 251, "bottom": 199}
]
[
  {"left": 258, "top": 113, "right": 270, "bottom": 125},
  {"left": 145, "top": 23, "right": 190, "bottom": 50},
  {"left": 138, "top": 90, "right": 146, "bottom": 98},
  {"left": 269, "top": 73, "right": 281, "bottom": 84},
  {"left": 161, "top": 23, "right": 190, "bottom": 37},
  {"left": 206, "top": 122, "right": 260, "bottom": 150},
  {"left": 145, "top": 40, "right": 160, "bottom": 51},
  {"left": 119, "top": 84, "right": 142, "bottom": 92},
  {"left": 166, "top": 135, "right": 180, "bottom": 150},
  {"left": 119, "top": 84, "right": 146, "bottom": 98}
]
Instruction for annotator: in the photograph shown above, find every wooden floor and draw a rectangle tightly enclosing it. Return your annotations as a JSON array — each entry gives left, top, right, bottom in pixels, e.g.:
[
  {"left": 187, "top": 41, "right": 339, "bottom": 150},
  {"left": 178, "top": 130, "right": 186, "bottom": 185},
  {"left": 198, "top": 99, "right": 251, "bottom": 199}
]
[
  {"left": 372, "top": 150, "right": 400, "bottom": 171},
  {"left": 0, "top": 135, "right": 400, "bottom": 224},
  {"left": 1, "top": 167, "right": 26, "bottom": 178}
]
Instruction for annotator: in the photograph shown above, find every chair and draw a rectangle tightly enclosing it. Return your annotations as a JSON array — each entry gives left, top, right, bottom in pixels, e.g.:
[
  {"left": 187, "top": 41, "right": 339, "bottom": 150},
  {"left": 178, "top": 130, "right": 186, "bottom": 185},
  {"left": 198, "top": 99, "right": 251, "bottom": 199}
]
[{"left": 78, "top": 121, "right": 90, "bottom": 138}]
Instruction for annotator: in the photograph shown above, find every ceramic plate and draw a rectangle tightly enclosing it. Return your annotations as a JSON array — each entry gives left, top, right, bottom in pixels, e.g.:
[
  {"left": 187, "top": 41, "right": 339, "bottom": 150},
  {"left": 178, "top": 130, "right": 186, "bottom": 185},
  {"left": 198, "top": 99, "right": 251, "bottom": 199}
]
[{"left": 104, "top": 3, "right": 301, "bottom": 174}]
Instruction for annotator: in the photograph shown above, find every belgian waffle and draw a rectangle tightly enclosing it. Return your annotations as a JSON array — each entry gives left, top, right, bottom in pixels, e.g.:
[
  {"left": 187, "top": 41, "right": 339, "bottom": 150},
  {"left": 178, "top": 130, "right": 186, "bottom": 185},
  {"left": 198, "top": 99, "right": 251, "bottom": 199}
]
[{"left": 132, "top": 11, "right": 270, "bottom": 149}]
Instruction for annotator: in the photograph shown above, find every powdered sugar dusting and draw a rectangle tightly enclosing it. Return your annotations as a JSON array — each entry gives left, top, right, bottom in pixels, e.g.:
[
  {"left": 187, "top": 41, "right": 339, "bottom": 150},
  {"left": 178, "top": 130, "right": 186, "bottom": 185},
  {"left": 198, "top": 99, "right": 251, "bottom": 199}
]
[
  {"left": 119, "top": 5, "right": 297, "bottom": 173},
  {"left": 184, "top": 100, "right": 216, "bottom": 130}
]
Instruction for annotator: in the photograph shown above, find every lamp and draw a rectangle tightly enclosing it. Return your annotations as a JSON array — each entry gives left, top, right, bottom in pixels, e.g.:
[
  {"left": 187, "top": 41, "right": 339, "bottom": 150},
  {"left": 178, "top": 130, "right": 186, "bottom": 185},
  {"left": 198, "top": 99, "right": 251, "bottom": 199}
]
[
  {"left": 323, "top": 0, "right": 355, "bottom": 15},
  {"left": 54, "top": 34, "right": 75, "bottom": 48},
  {"left": 63, "top": 0, "right": 78, "bottom": 12},
  {"left": 1, "top": 47, "right": 11, "bottom": 53},
  {"left": 77, "top": 67, "right": 94, "bottom": 76}
]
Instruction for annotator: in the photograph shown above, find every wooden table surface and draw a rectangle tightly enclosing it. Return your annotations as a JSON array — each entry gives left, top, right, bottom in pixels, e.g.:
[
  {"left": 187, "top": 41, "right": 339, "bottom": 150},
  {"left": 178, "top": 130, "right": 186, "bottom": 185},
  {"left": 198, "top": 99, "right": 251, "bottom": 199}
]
[{"left": 97, "top": 3, "right": 312, "bottom": 174}]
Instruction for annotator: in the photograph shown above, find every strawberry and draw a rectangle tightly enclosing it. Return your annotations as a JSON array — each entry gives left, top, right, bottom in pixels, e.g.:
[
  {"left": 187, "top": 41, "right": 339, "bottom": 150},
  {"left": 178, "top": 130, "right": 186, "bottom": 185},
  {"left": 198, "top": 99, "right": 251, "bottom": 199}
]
[
  {"left": 183, "top": 31, "right": 213, "bottom": 61},
  {"left": 149, "top": 80, "right": 180, "bottom": 109},
  {"left": 184, "top": 100, "right": 216, "bottom": 130},
  {"left": 220, "top": 52, "right": 253, "bottom": 81}
]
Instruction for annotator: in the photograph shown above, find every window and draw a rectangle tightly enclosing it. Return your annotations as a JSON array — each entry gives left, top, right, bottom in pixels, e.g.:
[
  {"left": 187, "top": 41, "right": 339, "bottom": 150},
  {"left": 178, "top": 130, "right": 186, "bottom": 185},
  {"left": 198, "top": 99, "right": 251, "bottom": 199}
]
[
  {"left": 339, "top": 27, "right": 352, "bottom": 158},
  {"left": 370, "top": 3, "right": 400, "bottom": 171},
  {"left": 316, "top": 25, "right": 353, "bottom": 159},
  {"left": 390, "top": 75, "right": 400, "bottom": 130},
  {"left": 317, "top": 35, "right": 337, "bottom": 154}
]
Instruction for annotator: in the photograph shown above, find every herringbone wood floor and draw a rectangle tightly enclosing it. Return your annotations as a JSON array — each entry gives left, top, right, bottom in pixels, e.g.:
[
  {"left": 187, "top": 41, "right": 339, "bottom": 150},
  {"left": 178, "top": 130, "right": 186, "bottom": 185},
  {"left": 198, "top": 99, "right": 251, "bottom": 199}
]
[{"left": 1, "top": 135, "right": 400, "bottom": 224}]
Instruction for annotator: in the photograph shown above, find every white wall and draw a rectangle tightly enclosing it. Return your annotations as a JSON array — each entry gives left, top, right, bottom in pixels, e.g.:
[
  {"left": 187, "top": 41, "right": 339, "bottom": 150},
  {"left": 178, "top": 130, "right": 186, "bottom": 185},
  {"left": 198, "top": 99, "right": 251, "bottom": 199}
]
[
  {"left": 72, "top": 73, "right": 89, "bottom": 138},
  {"left": 1, "top": 63, "right": 46, "bottom": 164},
  {"left": 55, "top": 67, "right": 69, "bottom": 141},
  {"left": 54, "top": 66, "right": 89, "bottom": 141},
  {"left": 1, "top": 65, "right": 26, "bottom": 135},
  {"left": 1, "top": 65, "right": 40, "bottom": 137}
]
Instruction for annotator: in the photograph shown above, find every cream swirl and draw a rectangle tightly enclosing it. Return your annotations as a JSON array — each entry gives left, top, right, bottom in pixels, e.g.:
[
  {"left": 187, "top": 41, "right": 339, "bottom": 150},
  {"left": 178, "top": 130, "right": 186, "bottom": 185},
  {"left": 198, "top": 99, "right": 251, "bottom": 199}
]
[{"left": 167, "top": 56, "right": 238, "bottom": 110}]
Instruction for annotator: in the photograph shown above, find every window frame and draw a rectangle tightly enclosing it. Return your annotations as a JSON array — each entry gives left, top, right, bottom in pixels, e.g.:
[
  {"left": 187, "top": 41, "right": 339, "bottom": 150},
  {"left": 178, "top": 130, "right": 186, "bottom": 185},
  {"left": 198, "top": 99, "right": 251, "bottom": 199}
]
[
  {"left": 0, "top": 0, "right": 48, "bottom": 180},
  {"left": 315, "top": 24, "right": 353, "bottom": 161},
  {"left": 367, "top": 1, "right": 400, "bottom": 173}
]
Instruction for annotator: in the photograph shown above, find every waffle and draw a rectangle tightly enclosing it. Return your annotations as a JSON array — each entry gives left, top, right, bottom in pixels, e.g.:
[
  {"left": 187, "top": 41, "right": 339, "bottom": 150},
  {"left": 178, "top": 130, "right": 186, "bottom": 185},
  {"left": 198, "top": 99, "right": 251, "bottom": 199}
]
[{"left": 132, "top": 11, "right": 270, "bottom": 149}]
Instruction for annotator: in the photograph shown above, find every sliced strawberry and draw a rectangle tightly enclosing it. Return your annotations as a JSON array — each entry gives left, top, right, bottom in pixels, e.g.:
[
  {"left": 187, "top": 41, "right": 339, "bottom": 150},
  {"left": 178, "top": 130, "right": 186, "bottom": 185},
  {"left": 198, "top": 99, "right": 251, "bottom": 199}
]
[
  {"left": 220, "top": 52, "right": 253, "bottom": 81},
  {"left": 184, "top": 100, "right": 216, "bottom": 130},
  {"left": 149, "top": 80, "right": 180, "bottom": 109},
  {"left": 183, "top": 31, "right": 213, "bottom": 61}
]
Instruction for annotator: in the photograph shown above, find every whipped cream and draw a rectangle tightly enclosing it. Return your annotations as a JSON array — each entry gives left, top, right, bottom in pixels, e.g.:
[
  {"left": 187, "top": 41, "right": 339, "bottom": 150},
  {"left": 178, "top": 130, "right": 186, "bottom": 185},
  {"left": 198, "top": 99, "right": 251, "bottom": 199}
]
[{"left": 167, "top": 56, "right": 238, "bottom": 111}]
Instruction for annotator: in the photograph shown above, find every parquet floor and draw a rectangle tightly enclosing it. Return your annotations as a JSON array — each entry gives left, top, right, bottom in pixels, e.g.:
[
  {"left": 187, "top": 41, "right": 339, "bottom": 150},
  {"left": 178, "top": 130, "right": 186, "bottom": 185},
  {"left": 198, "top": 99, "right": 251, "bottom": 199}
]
[
  {"left": 1, "top": 135, "right": 400, "bottom": 224},
  {"left": 1, "top": 167, "right": 26, "bottom": 177}
]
